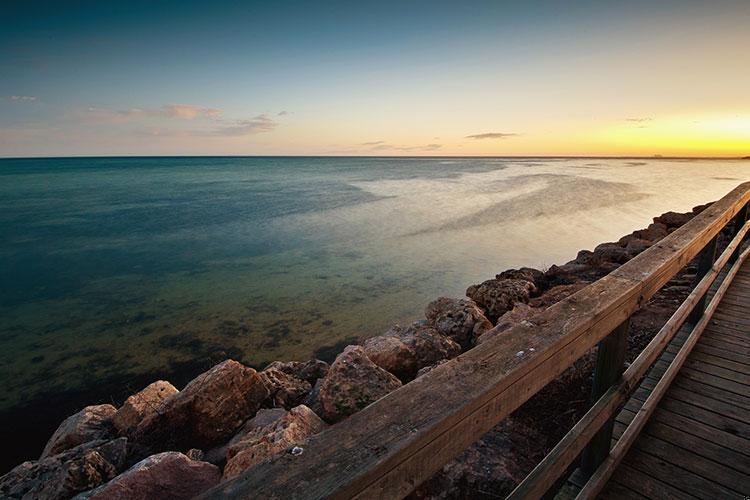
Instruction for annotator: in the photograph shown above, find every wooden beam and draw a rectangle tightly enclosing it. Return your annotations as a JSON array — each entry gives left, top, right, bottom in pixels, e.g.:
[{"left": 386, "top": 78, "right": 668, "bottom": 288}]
[
  {"left": 687, "top": 236, "right": 717, "bottom": 325},
  {"left": 201, "top": 182, "right": 750, "bottom": 500},
  {"left": 575, "top": 243, "right": 750, "bottom": 500}
]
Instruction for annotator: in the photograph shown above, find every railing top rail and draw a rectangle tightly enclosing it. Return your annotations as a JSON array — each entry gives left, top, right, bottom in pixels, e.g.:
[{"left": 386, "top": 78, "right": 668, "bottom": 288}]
[{"left": 204, "top": 181, "right": 750, "bottom": 500}]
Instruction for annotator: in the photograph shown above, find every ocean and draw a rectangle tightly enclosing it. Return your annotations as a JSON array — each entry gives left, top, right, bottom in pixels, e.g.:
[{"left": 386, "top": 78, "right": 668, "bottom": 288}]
[{"left": 0, "top": 156, "right": 747, "bottom": 470}]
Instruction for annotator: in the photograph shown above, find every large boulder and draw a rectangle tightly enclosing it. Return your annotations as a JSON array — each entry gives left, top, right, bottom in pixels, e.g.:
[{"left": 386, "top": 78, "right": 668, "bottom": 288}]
[
  {"left": 424, "top": 297, "right": 493, "bottom": 348},
  {"left": 259, "top": 368, "right": 312, "bottom": 409},
  {"left": 204, "top": 408, "right": 287, "bottom": 466},
  {"left": 591, "top": 242, "right": 631, "bottom": 265},
  {"left": 529, "top": 283, "right": 590, "bottom": 309},
  {"left": 363, "top": 324, "right": 461, "bottom": 381},
  {"left": 496, "top": 267, "right": 545, "bottom": 289},
  {"left": 76, "top": 452, "right": 220, "bottom": 500},
  {"left": 223, "top": 405, "right": 327, "bottom": 479},
  {"left": 466, "top": 278, "right": 537, "bottom": 322},
  {"left": 133, "top": 360, "right": 269, "bottom": 451},
  {"left": 318, "top": 346, "right": 402, "bottom": 422},
  {"left": 1, "top": 438, "right": 128, "bottom": 500},
  {"left": 41, "top": 405, "right": 117, "bottom": 459},
  {"left": 654, "top": 211, "right": 693, "bottom": 229},
  {"left": 262, "top": 359, "right": 329, "bottom": 384},
  {"left": 113, "top": 381, "right": 178, "bottom": 436}
]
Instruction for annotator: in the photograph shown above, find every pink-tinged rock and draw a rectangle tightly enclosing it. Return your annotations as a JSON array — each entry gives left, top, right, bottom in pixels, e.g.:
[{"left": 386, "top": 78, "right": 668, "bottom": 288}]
[
  {"left": 263, "top": 359, "right": 329, "bottom": 384},
  {"left": 476, "top": 304, "right": 538, "bottom": 344},
  {"left": 592, "top": 242, "right": 631, "bottom": 265},
  {"left": 363, "top": 324, "right": 461, "bottom": 381},
  {"left": 495, "top": 267, "right": 544, "bottom": 288},
  {"left": 134, "top": 360, "right": 269, "bottom": 451},
  {"left": 466, "top": 278, "right": 537, "bottom": 322},
  {"left": 204, "top": 408, "right": 288, "bottom": 466},
  {"left": 78, "top": 452, "right": 220, "bottom": 500},
  {"left": 425, "top": 297, "right": 493, "bottom": 347},
  {"left": 1, "top": 438, "right": 127, "bottom": 500},
  {"left": 259, "top": 368, "right": 312, "bottom": 409},
  {"left": 223, "top": 405, "right": 327, "bottom": 479},
  {"left": 113, "top": 381, "right": 178, "bottom": 436},
  {"left": 41, "top": 404, "right": 117, "bottom": 459},
  {"left": 318, "top": 346, "right": 402, "bottom": 422},
  {"left": 653, "top": 211, "right": 693, "bottom": 228}
]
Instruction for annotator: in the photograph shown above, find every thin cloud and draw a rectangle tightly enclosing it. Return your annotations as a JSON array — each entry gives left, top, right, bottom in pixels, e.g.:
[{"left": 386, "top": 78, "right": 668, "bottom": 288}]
[
  {"left": 162, "top": 104, "right": 222, "bottom": 120},
  {"left": 211, "top": 114, "right": 276, "bottom": 136},
  {"left": 82, "top": 104, "right": 223, "bottom": 123},
  {"left": 277, "top": 110, "right": 289, "bottom": 116},
  {"left": 360, "top": 140, "right": 385, "bottom": 146},
  {"left": 369, "top": 142, "right": 442, "bottom": 152},
  {"left": 625, "top": 117, "right": 652, "bottom": 123},
  {"left": 7, "top": 95, "right": 37, "bottom": 102},
  {"left": 465, "top": 132, "right": 519, "bottom": 140}
]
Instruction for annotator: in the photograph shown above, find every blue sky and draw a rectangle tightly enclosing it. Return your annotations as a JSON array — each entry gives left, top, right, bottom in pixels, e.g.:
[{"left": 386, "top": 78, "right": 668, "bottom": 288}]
[{"left": 2, "top": 0, "right": 749, "bottom": 156}]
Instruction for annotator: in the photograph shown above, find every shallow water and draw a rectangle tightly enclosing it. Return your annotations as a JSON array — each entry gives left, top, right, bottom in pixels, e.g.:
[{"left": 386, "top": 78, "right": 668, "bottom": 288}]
[{"left": 0, "top": 156, "right": 747, "bottom": 468}]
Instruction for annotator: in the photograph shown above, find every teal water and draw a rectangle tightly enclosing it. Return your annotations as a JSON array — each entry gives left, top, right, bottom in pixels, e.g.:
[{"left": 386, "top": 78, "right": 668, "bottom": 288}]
[{"left": 0, "top": 156, "right": 747, "bottom": 470}]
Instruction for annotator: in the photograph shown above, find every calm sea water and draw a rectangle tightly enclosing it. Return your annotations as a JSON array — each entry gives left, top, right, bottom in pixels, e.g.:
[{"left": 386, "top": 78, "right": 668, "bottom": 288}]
[{"left": 0, "top": 156, "right": 747, "bottom": 469}]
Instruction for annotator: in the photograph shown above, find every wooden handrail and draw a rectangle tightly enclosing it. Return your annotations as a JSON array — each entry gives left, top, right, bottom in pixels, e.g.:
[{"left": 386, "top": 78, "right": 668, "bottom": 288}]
[
  {"left": 202, "top": 181, "right": 750, "bottom": 500},
  {"left": 507, "top": 218, "right": 750, "bottom": 499}
]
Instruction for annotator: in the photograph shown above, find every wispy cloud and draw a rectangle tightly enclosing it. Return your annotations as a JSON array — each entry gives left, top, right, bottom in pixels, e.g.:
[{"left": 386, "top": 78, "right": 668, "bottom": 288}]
[
  {"left": 277, "top": 110, "right": 289, "bottom": 116},
  {"left": 625, "top": 117, "right": 652, "bottom": 123},
  {"left": 82, "top": 104, "right": 223, "bottom": 123},
  {"left": 7, "top": 95, "right": 37, "bottom": 102},
  {"left": 162, "top": 104, "right": 222, "bottom": 120},
  {"left": 210, "top": 115, "right": 277, "bottom": 136},
  {"left": 465, "top": 132, "right": 519, "bottom": 140},
  {"left": 359, "top": 140, "right": 385, "bottom": 146},
  {"left": 369, "top": 142, "right": 442, "bottom": 152}
]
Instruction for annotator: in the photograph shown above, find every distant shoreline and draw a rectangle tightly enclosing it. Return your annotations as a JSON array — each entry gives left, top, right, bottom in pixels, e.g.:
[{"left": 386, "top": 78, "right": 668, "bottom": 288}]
[{"left": 1, "top": 155, "right": 747, "bottom": 160}]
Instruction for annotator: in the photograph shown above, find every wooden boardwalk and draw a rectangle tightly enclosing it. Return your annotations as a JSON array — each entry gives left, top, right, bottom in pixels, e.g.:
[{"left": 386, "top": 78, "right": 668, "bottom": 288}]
[{"left": 600, "top": 258, "right": 750, "bottom": 499}]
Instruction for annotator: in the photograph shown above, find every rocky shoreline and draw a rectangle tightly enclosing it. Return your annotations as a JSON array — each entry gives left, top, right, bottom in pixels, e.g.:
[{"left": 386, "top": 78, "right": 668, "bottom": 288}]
[{"left": 0, "top": 203, "right": 722, "bottom": 500}]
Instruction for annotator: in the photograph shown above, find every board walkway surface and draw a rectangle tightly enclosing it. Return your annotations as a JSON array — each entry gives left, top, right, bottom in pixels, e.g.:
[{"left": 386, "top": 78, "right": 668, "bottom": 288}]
[{"left": 599, "top": 258, "right": 750, "bottom": 499}]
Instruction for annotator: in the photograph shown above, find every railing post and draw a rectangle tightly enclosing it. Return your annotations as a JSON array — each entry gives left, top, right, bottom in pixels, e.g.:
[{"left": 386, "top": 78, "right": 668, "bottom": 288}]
[
  {"left": 581, "top": 318, "right": 630, "bottom": 475},
  {"left": 729, "top": 202, "right": 749, "bottom": 263},
  {"left": 687, "top": 235, "right": 718, "bottom": 324}
]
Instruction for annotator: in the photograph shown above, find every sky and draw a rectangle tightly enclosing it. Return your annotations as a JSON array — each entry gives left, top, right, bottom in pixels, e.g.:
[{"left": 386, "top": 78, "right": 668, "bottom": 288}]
[{"left": 1, "top": 0, "right": 749, "bottom": 157}]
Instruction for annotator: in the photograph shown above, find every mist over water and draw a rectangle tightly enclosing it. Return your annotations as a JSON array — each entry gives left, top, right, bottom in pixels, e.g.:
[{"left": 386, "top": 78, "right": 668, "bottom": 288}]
[{"left": 0, "top": 156, "right": 747, "bottom": 466}]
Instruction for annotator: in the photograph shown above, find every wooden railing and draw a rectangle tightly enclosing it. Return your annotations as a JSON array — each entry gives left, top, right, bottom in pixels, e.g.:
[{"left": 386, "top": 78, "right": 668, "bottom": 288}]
[{"left": 203, "top": 181, "right": 750, "bottom": 500}]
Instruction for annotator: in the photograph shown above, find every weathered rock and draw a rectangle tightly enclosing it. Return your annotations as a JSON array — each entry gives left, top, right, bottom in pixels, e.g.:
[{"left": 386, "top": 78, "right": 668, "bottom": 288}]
[
  {"left": 263, "top": 359, "right": 329, "bottom": 384},
  {"left": 318, "top": 346, "right": 402, "bottom": 422},
  {"left": 424, "top": 297, "right": 493, "bottom": 347},
  {"left": 415, "top": 358, "right": 450, "bottom": 378},
  {"left": 476, "top": 303, "right": 537, "bottom": 344},
  {"left": 496, "top": 267, "right": 545, "bottom": 289},
  {"left": 76, "top": 451, "right": 220, "bottom": 500},
  {"left": 1, "top": 438, "right": 127, "bottom": 500},
  {"left": 654, "top": 211, "right": 693, "bottom": 228},
  {"left": 41, "top": 404, "right": 117, "bottom": 459},
  {"left": 260, "top": 368, "right": 312, "bottom": 409},
  {"left": 113, "top": 381, "right": 178, "bottom": 436},
  {"left": 634, "top": 222, "right": 669, "bottom": 242},
  {"left": 134, "top": 359, "right": 269, "bottom": 451},
  {"left": 302, "top": 379, "right": 324, "bottom": 418},
  {"left": 591, "top": 242, "right": 631, "bottom": 264},
  {"left": 363, "top": 324, "right": 461, "bottom": 381},
  {"left": 204, "top": 408, "right": 287, "bottom": 466},
  {"left": 465, "top": 278, "right": 537, "bottom": 322},
  {"left": 185, "top": 449, "right": 204, "bottom": 461},
  {"left": 625, "top": 238, "right": 652, "bottom": 256},
  {"left": 223, "top": 405, "right": 327, "bottom": 479},
  {"left": 529, "top": 283, "right": 590, "bottom": 309}
]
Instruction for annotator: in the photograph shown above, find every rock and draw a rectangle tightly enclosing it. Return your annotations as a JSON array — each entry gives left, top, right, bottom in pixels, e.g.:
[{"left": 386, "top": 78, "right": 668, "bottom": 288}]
[
  {"left": 529, "top": 283, "right": 590, "bottom": 309},
  {"left": 260, "top": 368, "right": 312, "bottom": 409},
  {"left": 113, "top": 381, "right": 178, "bottom": 436},
  {"left": 203, "top": 408, "right": 287, "bottom": 466},
  {"left": 318, "top": 346, "right": 402, "bottom": 422},
  {"left": 263, "top": 359, "right": 329, "bottom": 384},
  {"left": 424, "top": 297, "right": 493, "bottom": 348},
  {"left": 591, "top": 242, "right": 631, "bottom": 264},
  {"left": 41, "top": 404, "right": 117, "bottom": 459},
  {"left": 302, "top": 379, "right": 324, "bottom": 418},
  {"left": 186, "top": 449, "right": 204, "bottom": 461},
  {"left": 465, "top": 278, "right": 537, "bottom": 322},
  {"left": 574, "top": 249, "right": 595, "bottom": 265},
  {"left": 223, "top": 405, "right": 327, "bottom": 479},
  {"left": 625, "top": 238, "right": 652, "bottom": 256},
  {"left": 476, "top": 304, "right": 537, "bottom": 344},
  {"left": 634, "top": 222, "right": 669, "bottom": 242},
  {"left": 654, "top": 211, "right": 693, "bottom": 228},
  {"left": 134, "top": 359, "right": 269, "bottom": 451},
  {"left": 363, "top": 324, "right": 461, "bottom": 381},
  {"left": 1, "top": 438, "right": 128, "bottom": 500},
  {"left": 416, "top": 359, "right": 450, "bottom": 378},
  {"left": 76, "top": 451, "right": 220, "bottom": 500},
  {"left": 496, "top": 267, "right": 544, "bottom": 288},
  {"left": 692, "top": 202, "right": 712, "bottom": 215}
]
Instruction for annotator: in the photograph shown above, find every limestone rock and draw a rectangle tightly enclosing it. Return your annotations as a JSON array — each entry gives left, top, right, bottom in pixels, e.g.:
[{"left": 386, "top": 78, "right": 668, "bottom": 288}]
[
  {"left": 260, "top": 368, "right": 312, "bottom": 409},
  {"left": 134, "top": 359, "right": 269, "bottom": 451},
  {"left": 318, "top": 346, "right": 402, "bottom": 422},
  {"left": 466, "top": 278, "right": 537, "bottom": 322},
  {"left": 363, "top": 324, "right": 461, "bottom": 381},
  {"left": 223, "top": 405, "right": 327, "bottom": 479},
  {"left": 424, "top": 297, "right": 493, "bottom": 347},
  {"left": 1, "top": 438, "right": 127, "bottom": 500},
  {"left": 113, "top": 381, "right": 178, "bottom": 436},
  {"left": 263, "top": 359, "right": 329, "bottom": 384},
  {"left": 41, "top": 405, "right": 117, "bottom": 459},
  {"left": 76, "top": 451, "right": 220, "bottom": 500}
]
